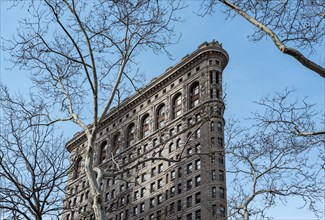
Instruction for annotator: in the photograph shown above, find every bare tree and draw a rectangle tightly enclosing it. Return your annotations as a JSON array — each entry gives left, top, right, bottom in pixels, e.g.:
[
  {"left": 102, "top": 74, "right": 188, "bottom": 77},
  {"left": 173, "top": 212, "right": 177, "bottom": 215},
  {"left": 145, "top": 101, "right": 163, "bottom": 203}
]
[
  {"left": 3, "top": 0, "right": 183, "bottom": 219},
  {"left": 0, "top": 86, "right": 69, "bottom": 220},
  {"left": 201, "top": 0, "right": 325, "bottom": 78},
  {"left": 224, "top": 89, "right": 325, "bottom": 220}
]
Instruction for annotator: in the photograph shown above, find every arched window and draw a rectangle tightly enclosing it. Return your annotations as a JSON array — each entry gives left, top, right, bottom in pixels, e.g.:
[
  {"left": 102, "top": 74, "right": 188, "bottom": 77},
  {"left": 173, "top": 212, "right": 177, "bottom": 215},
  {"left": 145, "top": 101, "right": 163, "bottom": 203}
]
[
  {"left": 75, "top": 157, "right": 83, "bottom": 179},
  {"left": 176, "top": 138, "right": 181, "bottom": 149},
  {"left": 156, "top": 104, "right": 166, "bottom": 129},
  {"left": 126, "top": 123, "right": 135, "bottom": 148},
  {"left": 172, "top": 93, "right": 182, "bottom": 119},
  {"left": 190, "top": 82, "right": 199, "bottom": 108},
  {"left": 99, "top": 141, "right": 107, "bottom": 163},
  {"left": 141, "top": 114, "right": 150, "bottom": 138},
  {"left": 113, "top": 133, "right": 122, "bottom": 155}
]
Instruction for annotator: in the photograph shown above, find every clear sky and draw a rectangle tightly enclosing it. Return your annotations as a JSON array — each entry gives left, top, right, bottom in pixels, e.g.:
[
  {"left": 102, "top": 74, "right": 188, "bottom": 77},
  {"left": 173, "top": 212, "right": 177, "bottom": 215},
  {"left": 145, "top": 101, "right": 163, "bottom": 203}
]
[{"left": 1, "top": 1, "right": 324, "bottom": 219}]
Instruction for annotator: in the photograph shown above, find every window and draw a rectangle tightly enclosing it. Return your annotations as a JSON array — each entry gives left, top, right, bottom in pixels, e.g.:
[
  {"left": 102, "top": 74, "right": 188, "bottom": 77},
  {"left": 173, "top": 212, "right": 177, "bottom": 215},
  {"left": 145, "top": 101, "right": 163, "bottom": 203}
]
[
  {"left": 99, "top": 141, "right": 107, "bottom": 163},
  {"left": 169, "top": 143, "right": 175, "bottom": 153},
  {"left": 211, "top": 170, "right": 217, "bottom": 180},
  {"left": 133, "top": 206, "right": 138, "bottom": 216},
  {"left": 196, "top": 129, "right": 201, "bottom": 138},
  {"left": 170, "top": 186, "right": 176, "bottom": 197},
  {"left": 134, "top": 191, "right": 139, "bottom": 200},
  {"left": 113, "top": 133, "right": 122, "bottom": 155},
  {"left": 178, "top": 183, "right": 182, "bottom": 194},
  {"left": 156, "top": 104, "right": 166, "bottom": 129},
  {"left": 158, "top": 178, "right": 163, "bottom": 189},
  {"left": 171, "top": 170, "right": 176, "bottom": 180},
  {"left": 219, "top": 170, "right": 225, "bottom": 181},
  {"left": 195, "top": 175, "right": 201, "bottom": 187},
  {"left": 212, "top": 187, "right": 216, "bottom": 198},
  {"left": 195, "top": 113, "right": 201, "bottom": 122},
  {"left": 172, "top": 93, "right": 182, "bottom": 119},
  {"left": 75, "top": 157, "right": 83, "bottom": 179},
  {"left": 151, "top": 167, "right": 156, "bottom": 177},
  {"left": 177, "top": 167, "right": 182, "bottom": 178},
  {"left": 195, "top": 144, "right": 201, "bottom": 153},
  {"left": 140, "top": 203, "right": 145, "bottom": 213},
  {"left": 217, "top": 122, "right": 222, "bottom": 132},
  {"left": 186, "top": 195, "right": 192, "bottom": 207},
  {"left": 219, "top": 187, "right": 225, "bottom": 199},
  {"left": 212, "top": 204, "right": 217, "bottom": 216},
  {"left": 218, "top": 138, "right": 224, "bottom": 147},
  {"left": 141, "top": 187, "right": 145, "bottom": 197},
  {"left": 177, "top": 200, "right": 182, "bottom": 211},
  {"left": 177, "top": 124, "right": 182, "bottom": 133},
  {"left": 195, "top": 192, "right": 201, "bottom": 204},
  {"left": 126, "top": 123, "right": 135, "bottom": 148},
  {"left": 157, "top": 194, "right": 163, "bottom": 204},
  {"left": 141, "top": 114, "right": 150, "bottom": 138},
  {"left": 141, "top": 173, "right": 146, "bottom": 182},
  {"left": 150, "top": 198, "right": 155, "bottom": 208},
  {"left": 195, "top": 159, "right": 201, "bottom": 170},
  {"left": 218, "top": 205, "right": 226, "bottom": 217},
  {"left": 195, "top": 209, "right": 201, "bottom": 220},
  {"left": 158, "top": 163, "right": 163, "bottom": 173},
  {"left": 170, "top": 128, "right": 175, "bottom": 136},
  {"left": 176, "top": 138, "right": 181, "bottom": 148},
  {"left": 187, "top": 179, "right": 192, "bottom": 190},
  {"left": 149, "top": 214, "right": 155, "bottom": 220},
  {"left": 210, "top": 121, "right": 214, "bottom": 131},
  {"left": 187, "top": 163, "right": 193, "bottom": 174},
  {"left": 187, "top": 148, "right": 193, "bottom": 157},
  {"left": 190, "top": 82, "right": 199, "bottom": 108},
  {"left": 150, "top": 182, "right": 156, "bottom": 192},
  {"left": 186, "top": 213, "right": 192, "bottom": 220},
  {"left": 170, "top": 202, "right": 175, "bottom": 213}
]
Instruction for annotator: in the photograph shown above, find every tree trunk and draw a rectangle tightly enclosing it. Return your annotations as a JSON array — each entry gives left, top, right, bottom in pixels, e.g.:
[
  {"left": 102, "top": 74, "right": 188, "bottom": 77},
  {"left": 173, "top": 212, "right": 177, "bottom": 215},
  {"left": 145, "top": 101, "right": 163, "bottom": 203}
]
[{"left": 84, "top": 134, "right": 106, "bottom": 220}]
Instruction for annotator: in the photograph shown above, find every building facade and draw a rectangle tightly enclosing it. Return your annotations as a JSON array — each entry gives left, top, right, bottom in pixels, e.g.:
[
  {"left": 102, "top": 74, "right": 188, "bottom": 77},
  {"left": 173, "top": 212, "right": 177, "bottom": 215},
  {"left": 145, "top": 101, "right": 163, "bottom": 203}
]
[{"left": 64, "top": 40, "right": 229, "bottom": 220}]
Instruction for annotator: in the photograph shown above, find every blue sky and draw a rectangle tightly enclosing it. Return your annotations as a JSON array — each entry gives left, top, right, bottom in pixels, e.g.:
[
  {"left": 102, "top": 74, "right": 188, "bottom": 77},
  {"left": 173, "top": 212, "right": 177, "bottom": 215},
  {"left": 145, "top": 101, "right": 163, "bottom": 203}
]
[{"left": 1, "top": 1, "right": 324, "bottom": 219}]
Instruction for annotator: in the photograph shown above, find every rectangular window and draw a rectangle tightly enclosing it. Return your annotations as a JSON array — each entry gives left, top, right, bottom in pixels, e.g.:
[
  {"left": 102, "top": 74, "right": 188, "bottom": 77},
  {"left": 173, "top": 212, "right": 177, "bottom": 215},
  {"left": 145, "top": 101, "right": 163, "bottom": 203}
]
[
  {"left": 150, "top": 182, "right": 156, "bottom": 192},
  {"left": 186, "top": 213, "right": 192, "bottom": 220},
  {"left": 170, "top": 128, "right": 175, "bottom": 136},
  {"left": 150, "top": 198, "right": 155, "bottom": 208},
  {"left": 186, "top": 196, "right": 192, "bottom": 207},
  {"left": 157, "top": 194, "right": 163, "bottom": 204},
  {"left": 195, "top": 159, "right": 201, "bottom": 170},
  {"left": 177, "top": 199, "right": 182, "bottom": 211},
  {"left": 178, "top": 183, "right": 182, "bottom": 194},
  {"left": 141, "top": 187, "right": 145, "bottom": 198},
  {"left": 134, "top": 191, "right": 139, "bottom": 200},
  {"left": 187, "top": 179, "right": 192, "bottom": 191},
  {"left": 195, "top": 192, "right": 201, "bottom": 204},
  {"left": 195, "top": 175, "right": 201, "bottom": 187},
  {"left": 171, "top": 170, "right": 176, "bottom": 180},
  {"left": 212, "top": 187, "right": 216, "bottom": 198},
  {"left": 158, "top": 178, "right": 163, "bottom": 189},
  {"left": 211, "top": 170, "right": 217, "bottom": 180},
  {"left": 195, "top": 209, "right": 201, "bottom": 220},
  {"left": 219, "top": 187, "right": 225, "bottom": 199},
  {"left": 170, "top": 202, "right": 175, "bottom": 213},
  {"left": 178, "top": 167, "right": 182, "bottom": 178},
  {"left": 219, "top": 170, "right": 225, "bottom": 181},
  {"left": 187, "top": 163, "right": 193, "bottom": 174},
  {"left": 151, "top": 167, "right": 156, "bottom": 177},
  {"left": 187, "top": 148, "right": 193, "bottom": 157},
  {"left": 158, "top": 164, "right": 163, "bottom": 173},
  {"left": 140, "top": 203, "right": 145, "bottom": 213},
  {"left": 170, "top": 186, "right": 175, "bottom": 197}
]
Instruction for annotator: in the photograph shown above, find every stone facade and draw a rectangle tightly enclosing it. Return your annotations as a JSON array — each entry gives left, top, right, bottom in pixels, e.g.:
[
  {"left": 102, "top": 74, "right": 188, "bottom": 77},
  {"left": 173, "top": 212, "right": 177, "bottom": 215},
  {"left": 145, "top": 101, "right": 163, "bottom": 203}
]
[{"left": 63, "top": 40, "right": 229, "bottom": 220}]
